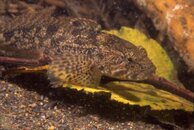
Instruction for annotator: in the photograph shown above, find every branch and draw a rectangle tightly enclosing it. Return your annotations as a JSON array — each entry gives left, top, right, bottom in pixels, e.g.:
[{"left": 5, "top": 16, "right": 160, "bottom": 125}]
[
  {"left": 102, "top": 75, "right": 194, "bottom": 102},
  {"left": 0, "top": 56, "right": 51, "bottom": 66},
  {"left": 144, "top": 75, "right": 194, "bottom": 102}
]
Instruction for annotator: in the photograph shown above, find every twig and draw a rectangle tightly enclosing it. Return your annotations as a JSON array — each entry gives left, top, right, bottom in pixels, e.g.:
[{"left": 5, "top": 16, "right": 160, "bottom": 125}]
[
  {"left": 144, "top": 75, "right": 194, "bottom": 102},
  {"left": 102, "top": 75, "right": 194, "bottom": 102},
  {"left": 0, "top": 56, "right": 51, "bottom": 66}
]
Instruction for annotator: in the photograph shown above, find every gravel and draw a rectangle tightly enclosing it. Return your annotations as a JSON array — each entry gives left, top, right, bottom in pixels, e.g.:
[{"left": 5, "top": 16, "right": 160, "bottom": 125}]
[{"left": 0, "top": 74, "right": 168, "bottom": 130}]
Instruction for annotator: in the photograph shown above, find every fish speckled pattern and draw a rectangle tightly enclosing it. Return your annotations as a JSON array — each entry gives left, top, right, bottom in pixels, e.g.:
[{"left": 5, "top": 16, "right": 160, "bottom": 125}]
[{"left": 0, "top": 8, "right": 156, "bottom": 87}]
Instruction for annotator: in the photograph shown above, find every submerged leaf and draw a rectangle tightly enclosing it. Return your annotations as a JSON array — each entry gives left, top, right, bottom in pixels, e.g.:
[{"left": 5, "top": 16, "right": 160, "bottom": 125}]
[
  {"left": 63, "top": 81, "right": 193, "bottom": 111},
  {"left": 62, "top": 27, "right": 194, "bottom": 111}
]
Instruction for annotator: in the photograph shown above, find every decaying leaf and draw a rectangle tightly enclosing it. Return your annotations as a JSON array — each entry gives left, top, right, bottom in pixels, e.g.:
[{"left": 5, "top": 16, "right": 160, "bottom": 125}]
[
  {"left": 61, "top": 27, "right": 194, "bottom": 112},
  {"left": 64, "top": 82, "right": 193, "bottom": 111}
]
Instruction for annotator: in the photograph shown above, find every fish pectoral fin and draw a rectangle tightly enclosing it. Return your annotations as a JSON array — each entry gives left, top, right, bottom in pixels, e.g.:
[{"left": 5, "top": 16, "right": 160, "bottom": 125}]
[{"left": 47, "top": 52, "right": 102, "bottom": 88}]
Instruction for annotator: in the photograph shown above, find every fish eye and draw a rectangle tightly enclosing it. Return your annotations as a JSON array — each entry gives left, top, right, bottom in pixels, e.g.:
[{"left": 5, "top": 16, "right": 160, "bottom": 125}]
[{"left": 127, "top": 58, "right": 133, "bottom": 62}]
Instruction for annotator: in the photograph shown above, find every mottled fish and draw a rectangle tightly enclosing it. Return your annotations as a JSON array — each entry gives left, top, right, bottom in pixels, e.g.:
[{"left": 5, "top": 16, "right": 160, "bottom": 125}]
[{"left": 0, "top": 8, "right": 156, "bottom": 87}]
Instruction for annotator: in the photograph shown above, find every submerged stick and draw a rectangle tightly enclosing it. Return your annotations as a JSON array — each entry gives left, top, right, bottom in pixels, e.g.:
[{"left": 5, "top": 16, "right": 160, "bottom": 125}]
[
  {"left": 0, "top": 56, "right": 51, "bottom": 66},
  {"left": 144, "top": 75, "right": 194, "bottom": 102},
  {"left": 102, "top": 75, "right": 194, "bottom": 102}
]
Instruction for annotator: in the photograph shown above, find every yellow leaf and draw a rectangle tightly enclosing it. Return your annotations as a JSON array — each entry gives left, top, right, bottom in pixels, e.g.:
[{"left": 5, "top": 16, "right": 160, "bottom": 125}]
[{"left": 63, "top": 82, "right": 194, "bottom": 111}]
